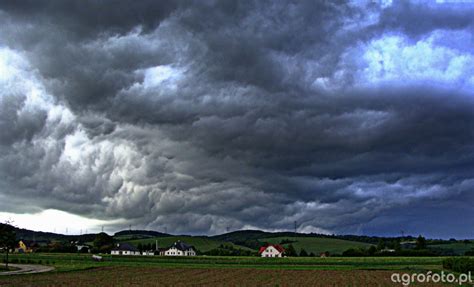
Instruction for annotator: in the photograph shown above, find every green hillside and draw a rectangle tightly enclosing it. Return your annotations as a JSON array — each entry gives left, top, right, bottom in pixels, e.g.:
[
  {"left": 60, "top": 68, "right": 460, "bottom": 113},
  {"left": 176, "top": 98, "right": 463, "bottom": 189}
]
[
  {"left": 260, "top": 237, "right": 373, "bottom": 255},
  {"left": 428, "top": 242, "right": 474, "bottom": 255},
  {"left": 123, "top": 236, "right": 253, "bottom": 253}
]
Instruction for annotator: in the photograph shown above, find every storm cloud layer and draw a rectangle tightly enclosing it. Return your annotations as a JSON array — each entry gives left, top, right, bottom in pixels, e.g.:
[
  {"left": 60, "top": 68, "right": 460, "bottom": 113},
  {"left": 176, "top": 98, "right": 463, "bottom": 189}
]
[{"left": 1, "top": 0, "right": 473, "bottom": 237}]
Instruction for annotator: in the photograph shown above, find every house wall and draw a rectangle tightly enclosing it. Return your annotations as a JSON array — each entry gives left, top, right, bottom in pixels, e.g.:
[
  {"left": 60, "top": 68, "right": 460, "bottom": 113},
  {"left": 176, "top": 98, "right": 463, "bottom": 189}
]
[
  {"left": 111, "top": 250, "right": 140, "bottom": 255},
  {"left": 260, "top": 246, "right": 282, "bottom": 257},
  {"left": 18, "top": 241, "right": 32, "bottom": 253},
  {"left": 164, "top": 247, "right": 184, "bottom": 256}
]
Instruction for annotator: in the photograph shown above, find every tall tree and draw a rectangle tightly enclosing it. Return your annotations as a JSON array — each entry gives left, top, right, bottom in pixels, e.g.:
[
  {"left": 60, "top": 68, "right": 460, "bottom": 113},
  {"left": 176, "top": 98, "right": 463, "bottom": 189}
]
[
  {"left": 416, "top": 235, "right": 427, "bottom": 250},
  {"left": 0, "top": 222, "right": 16, "bottom": 270},
  {"left": 299, "top": 248, "right": 308, "bottom": 257},
  {"left": 377, "top": 239, "right": 386, "bottom": 251},
  {"left": 93, "top": 232, "right": 114, "bottom": 253},
  {"left": 286, "top": 244, "right": 297, "bottom": 257}
]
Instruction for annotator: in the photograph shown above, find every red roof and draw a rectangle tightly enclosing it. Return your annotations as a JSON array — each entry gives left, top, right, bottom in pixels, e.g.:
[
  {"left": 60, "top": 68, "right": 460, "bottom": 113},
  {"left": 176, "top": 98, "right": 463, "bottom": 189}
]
[{"left": 258, "top": 244, "right": 285, "bottom": 254}]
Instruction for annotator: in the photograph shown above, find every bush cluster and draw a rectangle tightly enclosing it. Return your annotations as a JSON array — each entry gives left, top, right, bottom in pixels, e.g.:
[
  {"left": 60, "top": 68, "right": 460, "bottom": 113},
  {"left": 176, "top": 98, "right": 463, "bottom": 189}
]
[{"left": 443, "top": 257, "right": 474, "bottom": 273}]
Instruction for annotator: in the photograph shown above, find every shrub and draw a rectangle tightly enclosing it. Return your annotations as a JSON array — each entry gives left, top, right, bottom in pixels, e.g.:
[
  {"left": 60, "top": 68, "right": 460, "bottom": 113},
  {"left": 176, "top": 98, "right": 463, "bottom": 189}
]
[{"left": 443, "top": 257, "right": 474, "bottom": 273}]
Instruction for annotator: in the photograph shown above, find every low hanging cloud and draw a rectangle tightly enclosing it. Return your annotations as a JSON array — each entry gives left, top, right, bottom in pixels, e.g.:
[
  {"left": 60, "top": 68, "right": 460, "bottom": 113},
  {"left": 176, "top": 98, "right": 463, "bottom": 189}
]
[{"left": 0, "top": 0, "right": 473, "bottom": 237}]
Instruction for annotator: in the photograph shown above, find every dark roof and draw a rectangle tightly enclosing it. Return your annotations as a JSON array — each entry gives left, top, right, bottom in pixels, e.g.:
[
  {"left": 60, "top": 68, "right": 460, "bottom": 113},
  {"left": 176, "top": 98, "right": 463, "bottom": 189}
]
[
  {"left": 167, "top": 241, "right": 194, "bottom": 251},
  {"left": 258, "top": 244, "right": 285, "bottom": 254},
  {"left": 112, "top": 243, "right": 139, "bottom": 252}
]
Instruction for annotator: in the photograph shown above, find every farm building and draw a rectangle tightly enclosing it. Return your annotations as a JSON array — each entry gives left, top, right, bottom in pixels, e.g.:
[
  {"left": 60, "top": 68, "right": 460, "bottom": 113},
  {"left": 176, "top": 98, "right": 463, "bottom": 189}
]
[
  {"left": 111, "top": 243, "right": 141, "bottom": 255},
  {"left": 17, "top": 240, "right": 34, "bottom": 253},
  {"left": 258, "top": 244, "right": 285, "bottom": 257},
  {"left": 142, "top": 250, "right": 155, "bottom": 256},
  {"left": 15, "top": 240, "right": 48, "bottom": 253},
  {"left": 163, "top": 241, "right": 196, "bottom": 256}
]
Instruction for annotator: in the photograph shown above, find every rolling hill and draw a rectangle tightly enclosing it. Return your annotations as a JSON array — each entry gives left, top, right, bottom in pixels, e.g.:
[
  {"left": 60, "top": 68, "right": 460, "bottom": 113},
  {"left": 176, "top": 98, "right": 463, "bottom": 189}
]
[
  {"left": 122, "top": 236, "right": 254, "bottom": 253},
  {"left": 428, "top": 242, "right": 474, "bottom": 255},
  {"left": 260, "top": 236, "right": 373, "bottom": 255}
]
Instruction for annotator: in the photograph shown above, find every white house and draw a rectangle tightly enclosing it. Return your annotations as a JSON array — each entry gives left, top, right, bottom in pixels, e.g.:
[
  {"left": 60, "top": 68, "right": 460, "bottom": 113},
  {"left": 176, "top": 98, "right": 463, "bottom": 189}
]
[
  {"left": 163, "top": 241, "right": 196, "bottom": 256},
  {"left": 258, "top": 244, "right": 285, "bottom": 257},
  {"left": 111, "top": 243, "right": 141, "bottom": 256}
]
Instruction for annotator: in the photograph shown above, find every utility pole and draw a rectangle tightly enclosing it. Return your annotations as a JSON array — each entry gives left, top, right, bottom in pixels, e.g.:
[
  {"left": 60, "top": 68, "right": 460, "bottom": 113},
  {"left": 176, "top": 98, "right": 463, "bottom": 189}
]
[{"left": 101, "top": 226, "right": 104, "bottom": 233}]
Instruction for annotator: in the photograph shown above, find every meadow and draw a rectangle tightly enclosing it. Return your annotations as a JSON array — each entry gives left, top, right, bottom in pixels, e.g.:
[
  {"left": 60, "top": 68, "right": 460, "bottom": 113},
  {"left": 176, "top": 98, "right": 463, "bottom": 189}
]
[
  {"left": 428, "top": 242, "right": 474, "bottom": 255},
  {"left": 4, "top": 253, "right": 445, "bottom": 272},
  {"left": 0, "top": 253, "right": 455, "bottom": 286},
  {"left": 260, "top": 236, "right": 373, "bottom": 255},
  {"left": 123, "top": 236, "right": 254, "bottom": 253}
]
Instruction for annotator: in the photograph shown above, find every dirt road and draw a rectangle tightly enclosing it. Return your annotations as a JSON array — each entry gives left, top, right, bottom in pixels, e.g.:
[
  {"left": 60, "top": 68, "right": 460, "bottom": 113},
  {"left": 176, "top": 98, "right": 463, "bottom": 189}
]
[{"left": 0, "top": 264, "right": 54, "bottom": 275}]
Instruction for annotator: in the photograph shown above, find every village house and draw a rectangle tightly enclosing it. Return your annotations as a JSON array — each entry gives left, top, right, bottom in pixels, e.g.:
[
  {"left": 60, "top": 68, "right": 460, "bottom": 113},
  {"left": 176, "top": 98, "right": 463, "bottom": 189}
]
[
  {"left": 17, "top": 240, "right": 33, "bottom": 253},
  {"left": 16, "top": 240, "right": 39, "bottom": 253},
  {"left": 110, "top": 243, "right": 141, "bottom": 256},
  {"left": 258, "top": 244, "right": 285, "bottom": 257},
  {"left": 163, "top": 241, "right": 196, "bottom": 256}
]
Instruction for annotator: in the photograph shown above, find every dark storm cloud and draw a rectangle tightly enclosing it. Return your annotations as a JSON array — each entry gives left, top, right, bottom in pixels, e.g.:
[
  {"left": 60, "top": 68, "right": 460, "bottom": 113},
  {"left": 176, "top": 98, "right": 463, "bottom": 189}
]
[
  {"left": 0, "top": 0, "right": 473, "bottom": 237},
  {"left": 376, "top": 1, "right": 474, "bottom": 37}
]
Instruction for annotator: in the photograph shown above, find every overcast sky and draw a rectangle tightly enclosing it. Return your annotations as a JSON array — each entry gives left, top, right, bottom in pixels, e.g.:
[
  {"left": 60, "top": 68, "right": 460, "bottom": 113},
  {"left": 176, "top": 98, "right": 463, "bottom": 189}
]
[{"left": 0, "top": 0, "right": 473, "bottom": 238}]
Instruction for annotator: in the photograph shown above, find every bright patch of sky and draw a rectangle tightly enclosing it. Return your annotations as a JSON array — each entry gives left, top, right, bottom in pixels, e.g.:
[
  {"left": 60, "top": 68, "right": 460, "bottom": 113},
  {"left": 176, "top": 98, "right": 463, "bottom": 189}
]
[
  {"left": 353, "top": 32, "right": 474, "bottom": 91},
  {"left": 0, "top": 209, "right": 122, "bottom": 235}
]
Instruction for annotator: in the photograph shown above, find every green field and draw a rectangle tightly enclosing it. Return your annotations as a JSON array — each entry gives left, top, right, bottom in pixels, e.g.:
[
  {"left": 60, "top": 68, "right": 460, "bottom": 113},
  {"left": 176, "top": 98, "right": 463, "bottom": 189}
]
[
  {"left": 123, "top": 236, "right": 254, "bottom": 252},
  {"left": 0, "top": 253, "right": 456, "bottom": 286},
  {"left": 260, "top": 236, "right": 373, "bottom": 255},
  {"left": 120, "top": 234, "right": 375, "bottom": 255},
  {"left": 4, "top": 253, "right": 446, "bottom": 272},
  {"left": 429, "top": 242, "right": 474, "bottom": 255}
]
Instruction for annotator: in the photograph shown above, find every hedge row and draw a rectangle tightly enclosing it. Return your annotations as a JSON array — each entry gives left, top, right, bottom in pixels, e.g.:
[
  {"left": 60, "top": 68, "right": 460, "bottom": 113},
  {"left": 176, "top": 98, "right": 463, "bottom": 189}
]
[{"left": 443, "top": 257, "right": 474, "bottom": 273}]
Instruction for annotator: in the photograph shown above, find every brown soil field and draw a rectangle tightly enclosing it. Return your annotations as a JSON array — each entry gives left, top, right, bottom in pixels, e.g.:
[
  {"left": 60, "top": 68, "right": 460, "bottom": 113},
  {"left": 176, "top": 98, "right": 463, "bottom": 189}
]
[{"left": 0, "top": 266, "right": 448, "bottom": 286}]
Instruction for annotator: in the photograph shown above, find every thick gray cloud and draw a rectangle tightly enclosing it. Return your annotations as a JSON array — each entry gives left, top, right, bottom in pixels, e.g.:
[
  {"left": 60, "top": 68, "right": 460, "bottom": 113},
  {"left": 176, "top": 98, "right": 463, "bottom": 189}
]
[{"left": 0, "top": 0, "right": 473, "bottom": 237}]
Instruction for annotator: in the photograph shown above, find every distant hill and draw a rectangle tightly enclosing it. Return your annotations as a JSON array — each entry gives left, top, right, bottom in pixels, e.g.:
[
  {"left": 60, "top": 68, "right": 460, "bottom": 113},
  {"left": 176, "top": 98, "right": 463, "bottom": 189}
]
[
  {"left": 428, "top": 241, "right": 474, "bottom": 256},
  {"left": 212, "top": 230, "right": 269, "bottom": 242},
  {"left": 211, "top": 230, "right": 374, "bottom": 253},
  {"left": 260, "top": 236, "right": 372, "bottom": 255},
  {"left": 123, "top": 236, "right": 254, "bottom": 253},
  {"left": 11, "top": 226, "right": 457, "bottom": 256},
  {"left": 114, "top": 230, "right": 171, "bottom": 241},
  {"left": 13, "top": 227, "right": 97, "bottom": 243}
]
